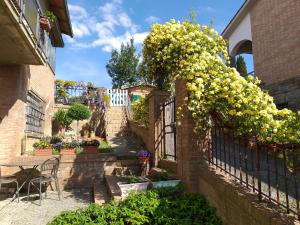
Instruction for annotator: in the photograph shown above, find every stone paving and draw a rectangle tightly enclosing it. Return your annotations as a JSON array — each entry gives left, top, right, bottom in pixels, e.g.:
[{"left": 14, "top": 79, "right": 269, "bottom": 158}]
[{"left": 0, "top": 189, "right": 91, "bottom": 225}]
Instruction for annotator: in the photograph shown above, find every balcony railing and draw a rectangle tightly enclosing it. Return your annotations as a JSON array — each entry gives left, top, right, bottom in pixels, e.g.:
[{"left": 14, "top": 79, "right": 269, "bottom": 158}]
[{"left": 10, "top": 0, "right": 56, "bottom": 70}]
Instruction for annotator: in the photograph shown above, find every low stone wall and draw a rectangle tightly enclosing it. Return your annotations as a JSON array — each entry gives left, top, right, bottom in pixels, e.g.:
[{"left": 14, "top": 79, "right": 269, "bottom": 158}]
[
  {"left": 128, "top": 120, "right": 150, "bottom": 150},
  {"left": 196, "top": 162, "right": 296, "bottom": 225}
]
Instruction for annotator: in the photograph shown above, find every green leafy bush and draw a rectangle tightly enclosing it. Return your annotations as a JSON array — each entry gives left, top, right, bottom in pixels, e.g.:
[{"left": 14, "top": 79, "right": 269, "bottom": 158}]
[
  {"left": 67, "top": 104, "right": 91, "bottom": 121},
  {"left": 132, "top": 97, "right": 149, "bottom": 127},
  {"left": 48, "top": 185, "right": 222, "bottom": 225}
]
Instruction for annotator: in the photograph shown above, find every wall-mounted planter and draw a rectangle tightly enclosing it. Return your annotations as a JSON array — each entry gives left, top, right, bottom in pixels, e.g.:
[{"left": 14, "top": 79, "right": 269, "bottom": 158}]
[
  {"left": 151, "top": 180, "right": 180, "bottom": 189},
  {"left": 35, "top": 148, "right": 52, "bottom": 156},
  {"left": 83, "top": 146, "right": 98, "bottom": 154},
  {"left": 118, "top": 178, "right": 150, "bottom": 197},
  {"left": 60, "top": 148, "right": 76, "bottom": 155}
]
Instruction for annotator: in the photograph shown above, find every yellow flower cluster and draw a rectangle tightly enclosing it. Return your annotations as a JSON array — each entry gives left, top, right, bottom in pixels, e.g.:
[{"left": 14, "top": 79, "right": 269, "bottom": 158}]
[{"left": 143, "top": 20, "right": 300, "bottom": 143}]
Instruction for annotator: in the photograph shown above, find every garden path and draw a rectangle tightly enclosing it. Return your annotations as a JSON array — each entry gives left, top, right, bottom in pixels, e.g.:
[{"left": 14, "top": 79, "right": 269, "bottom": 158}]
[{"left": 0, "top": 189, "right": 91, "bottom": 225}]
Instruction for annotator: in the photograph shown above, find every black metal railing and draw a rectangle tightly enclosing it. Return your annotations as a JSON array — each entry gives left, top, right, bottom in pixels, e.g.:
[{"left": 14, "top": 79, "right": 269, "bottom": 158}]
[
  {"left": 205, "top": 116, "right": 300, "bottom": 218},
  {"left": 10, "top": 0, "right": 56, "bottom": 70}
]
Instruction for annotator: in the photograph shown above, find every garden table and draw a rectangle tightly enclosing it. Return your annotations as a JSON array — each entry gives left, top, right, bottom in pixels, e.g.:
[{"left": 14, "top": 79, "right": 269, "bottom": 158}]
[{"left": 0, "top": 157, "right": 50, "bottom": 202}]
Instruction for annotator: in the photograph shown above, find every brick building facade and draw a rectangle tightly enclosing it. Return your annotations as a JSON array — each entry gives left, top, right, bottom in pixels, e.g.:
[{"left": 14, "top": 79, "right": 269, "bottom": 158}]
[
  {"left": 0, "top": 0, "right": 72, "bottom": 162},
  {"left": 222, "top": 0, "right": 300, "bottom": 110}
]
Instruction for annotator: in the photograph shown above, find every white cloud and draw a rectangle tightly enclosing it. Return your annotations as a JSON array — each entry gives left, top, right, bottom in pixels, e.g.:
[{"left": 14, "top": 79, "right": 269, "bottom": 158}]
[
  {"left": 145, "top": 16, "right": 160, "bottom": 24},
  {"left": 204, "top": 6, "right": 216, "bottom": 13},
  {"left": 67, "top": 0, "right": 146, "bottom": 52}
]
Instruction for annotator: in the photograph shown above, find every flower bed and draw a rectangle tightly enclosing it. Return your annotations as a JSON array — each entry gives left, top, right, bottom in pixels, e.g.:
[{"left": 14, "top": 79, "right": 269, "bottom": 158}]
[{"left": 49, "top": 185, "right": 222, "bottom": 225}]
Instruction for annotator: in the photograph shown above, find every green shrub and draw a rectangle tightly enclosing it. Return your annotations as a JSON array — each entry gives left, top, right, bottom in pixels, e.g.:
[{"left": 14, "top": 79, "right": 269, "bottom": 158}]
[
  {"left": 132, "top": 97, "right": 149, "bottom": 127},
  {"left": 67, "top": 104, "right": 91, "bottom": 121},
  {"left": 48, "top": 185, "right": 222, "bottom": 225}
]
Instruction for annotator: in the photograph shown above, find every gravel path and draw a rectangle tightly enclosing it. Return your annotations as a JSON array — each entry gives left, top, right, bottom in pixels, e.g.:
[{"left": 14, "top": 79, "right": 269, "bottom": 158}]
[{"left": 0, "top": 189, "right": 91, "bottom": 225}]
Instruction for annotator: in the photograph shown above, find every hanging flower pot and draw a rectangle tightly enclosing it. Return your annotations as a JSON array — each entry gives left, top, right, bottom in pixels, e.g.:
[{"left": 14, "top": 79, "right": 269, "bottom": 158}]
[{"left": 40, "top": 16, "right": 51, "bottom": 32}]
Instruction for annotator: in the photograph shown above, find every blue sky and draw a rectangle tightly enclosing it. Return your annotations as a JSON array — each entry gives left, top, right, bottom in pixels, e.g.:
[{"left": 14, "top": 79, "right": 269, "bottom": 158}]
[{"left": 56, "top": 0, "right": 251, "bottom": 88}]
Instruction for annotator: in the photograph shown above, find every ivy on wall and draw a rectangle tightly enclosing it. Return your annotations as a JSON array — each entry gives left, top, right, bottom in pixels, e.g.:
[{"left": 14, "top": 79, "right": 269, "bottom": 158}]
[{"left": 142, "top": 20, "right": 300, "bottom": 143}]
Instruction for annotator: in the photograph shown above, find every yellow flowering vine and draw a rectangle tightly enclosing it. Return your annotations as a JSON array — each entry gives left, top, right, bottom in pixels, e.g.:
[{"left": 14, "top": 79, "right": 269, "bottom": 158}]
[{"left": 142, "top": 20, "right": 300, "bottom": 143}]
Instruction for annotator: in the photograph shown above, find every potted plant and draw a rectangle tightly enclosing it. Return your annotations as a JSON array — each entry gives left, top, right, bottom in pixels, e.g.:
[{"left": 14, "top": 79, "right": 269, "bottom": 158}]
[
  {"left": 52, "top": 140, "right": 79, "bottom": 156},
  {"left": 33, "top": 137, "right": 52, "bottom": 156},
  {"left": 67, "top": 103, "right": 92, "bottom": 140},
  {"left": 40, "top": 10, "right": 56, "bottom": 32},
  {"left": 117, "top": 172, "right": 151, "bottom": 197},
  {"left": 137, "top": 149, "right": 151, "bottom": 165},
  {"left": 148, "top": 169, "right": 180, "bottom": 189},
  {"left": 81, "top": 139, "right": 100, "bottom": 154},
  {"left": 53, "top": 109, "right": 73, "bottom": 137}
]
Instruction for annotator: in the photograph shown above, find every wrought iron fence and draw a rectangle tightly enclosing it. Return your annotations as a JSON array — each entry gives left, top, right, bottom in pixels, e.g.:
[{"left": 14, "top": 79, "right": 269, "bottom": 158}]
[{"left": 205, "top": 116, "right": 300, "bottom": 218}]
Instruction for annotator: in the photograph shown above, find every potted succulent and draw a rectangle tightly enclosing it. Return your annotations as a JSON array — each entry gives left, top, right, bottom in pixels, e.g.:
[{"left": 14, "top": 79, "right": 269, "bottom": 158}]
[
  {"left": 81, "top": 139, "right": 100, "bottom": 154},
  {"left": 33, "top": 137, "right": 52, "bottom": 156},
  {"left": 40, "top": 10, "right": 56, "bottom": 32},
  {"left": 137, "top": 149, "right": 151, "bottom": 165}
]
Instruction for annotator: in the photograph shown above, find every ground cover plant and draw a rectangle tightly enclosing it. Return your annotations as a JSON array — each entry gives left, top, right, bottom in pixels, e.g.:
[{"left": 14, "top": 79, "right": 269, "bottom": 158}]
[
  {"left": 48, "top": 185, "right": 221, "bottom": 225},
  {"left": 142, "top": 20, "right": 300, "bottom": 144}
]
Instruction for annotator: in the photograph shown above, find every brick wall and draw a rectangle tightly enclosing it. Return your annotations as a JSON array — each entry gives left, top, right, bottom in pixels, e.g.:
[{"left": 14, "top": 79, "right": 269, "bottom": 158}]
[
  {"left": 106, "top": 107, "right": 127, "bottom": 137},
  {"left": 197, "top": 163, "right": 296, "bottom": 225},
  {"left": 250, "top": 0, "right": 300, "bottom": 85},
  {"left": 0, "top": 64, "right": 55, "bottom": 162},
  {"left": 10, "top": 155, "right": 139, "bottom": 189},
  {"left": 174, "top": 79, "right": 296, "bottom": 224},
  {"left": 128, "top": 120, "right": 150, "bottom": 150},
  {"left": 0, "top": 65, "right": 27, "bottom": 162}
]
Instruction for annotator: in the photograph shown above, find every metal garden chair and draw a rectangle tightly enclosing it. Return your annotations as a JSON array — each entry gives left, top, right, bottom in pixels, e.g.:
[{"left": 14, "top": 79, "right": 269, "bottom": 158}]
[
  {"left": 0, "top": 167, "right": 19, "bottom": 202},
  {"left": 27, "top": 157, "right": 61, "bottom": 205}
]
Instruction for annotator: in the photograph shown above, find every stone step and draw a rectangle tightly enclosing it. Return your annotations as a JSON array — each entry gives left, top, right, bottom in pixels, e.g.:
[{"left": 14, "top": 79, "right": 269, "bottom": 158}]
[
  {"left": 104, "top": 175, "right": 122, "bottom": 201},
  {"left": 93, "top": 181, "right": 110, "bottom": 205}
]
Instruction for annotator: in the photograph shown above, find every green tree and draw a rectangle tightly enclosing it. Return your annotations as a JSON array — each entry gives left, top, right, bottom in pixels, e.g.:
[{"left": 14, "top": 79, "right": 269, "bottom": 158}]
[
  {"left": 53, "top": 109, "right": 73, "bottom": 137},
  {"left": 67, "top": 104, "right": 91, "bottom": 139},
  {"left": 106, "top": 38, "right": 140, "bottom": 88},
  {"left": 236, "top": 55, "right": 247, "bottom": 77}
]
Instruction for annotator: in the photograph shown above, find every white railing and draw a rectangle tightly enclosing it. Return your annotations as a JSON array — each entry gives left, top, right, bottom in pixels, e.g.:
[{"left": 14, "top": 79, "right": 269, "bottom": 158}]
[{"left": 106, "top": 89, "right": 128, "bottom": 106}]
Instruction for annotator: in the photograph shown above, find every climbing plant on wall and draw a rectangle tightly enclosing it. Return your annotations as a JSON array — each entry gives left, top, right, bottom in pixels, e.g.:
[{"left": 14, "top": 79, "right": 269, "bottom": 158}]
[{"left": 142, "top": 20, "right": 300, "bottom": 143}]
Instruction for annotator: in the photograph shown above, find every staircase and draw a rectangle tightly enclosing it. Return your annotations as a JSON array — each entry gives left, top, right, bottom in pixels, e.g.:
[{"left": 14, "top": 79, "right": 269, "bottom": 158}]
[{"left": 106, "top": 106, "right": 128, "bottom": 137}]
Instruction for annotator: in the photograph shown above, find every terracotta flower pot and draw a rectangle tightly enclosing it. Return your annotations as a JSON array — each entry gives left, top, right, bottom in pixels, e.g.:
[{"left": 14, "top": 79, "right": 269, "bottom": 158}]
[
  {"left": 40, "top": 17, "right": 51, "bottom": 32},
  {"left": 138, "top": 157, "right": 150, "bottom": 165},
  {"left": 60, "top": 148, "right": 76, "bottom": 155},
  {"left": 35, "top": 147, "right": 52, "bottom": 156},
  {"left": 83, "top": 146, "right": 98, "bottom": 154},
  {"left": 89, "top": 103, "right": 97, "bottom": 110}
]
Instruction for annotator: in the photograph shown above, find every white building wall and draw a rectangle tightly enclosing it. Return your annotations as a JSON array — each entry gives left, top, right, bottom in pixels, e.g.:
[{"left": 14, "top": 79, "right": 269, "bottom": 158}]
[{"left": 228, "top": 13, "right": 252, "bottom": 56}]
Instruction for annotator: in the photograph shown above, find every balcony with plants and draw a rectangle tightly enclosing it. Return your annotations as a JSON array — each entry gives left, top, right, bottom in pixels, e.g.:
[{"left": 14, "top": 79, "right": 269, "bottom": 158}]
[{"left": 0, "top": 0, "right": 66, "bottom": 69}]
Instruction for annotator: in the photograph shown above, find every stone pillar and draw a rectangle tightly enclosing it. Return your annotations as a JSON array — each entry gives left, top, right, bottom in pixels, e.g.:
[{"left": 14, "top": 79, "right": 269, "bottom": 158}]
[
  {"left": 147, "top": 90, "right": 170, "bottom": 167},
  {"left": 175, "top": 79, "right": 208, "bottom": 192}
]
